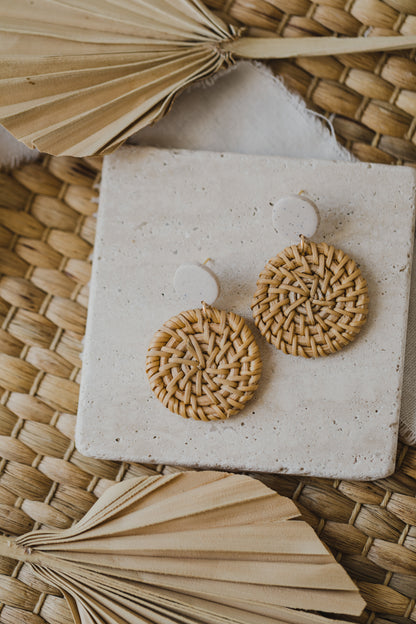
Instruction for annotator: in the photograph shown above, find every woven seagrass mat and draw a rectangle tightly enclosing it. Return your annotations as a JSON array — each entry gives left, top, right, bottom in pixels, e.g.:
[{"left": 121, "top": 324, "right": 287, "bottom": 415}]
[
  {"left": 0, "top": 158, "right": 415, "bottom": 624},
  {"left": 208, "top": 0, "right": 416, "bottom": 166},
  {"left": 1, "top": 1, "right": 416, "bottom": 622}
]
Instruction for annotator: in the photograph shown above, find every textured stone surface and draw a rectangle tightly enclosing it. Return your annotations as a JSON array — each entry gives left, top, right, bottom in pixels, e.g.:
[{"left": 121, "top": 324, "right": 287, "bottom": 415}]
[{"left": 76, "top": 146, "right": 416, "bottom": 479}]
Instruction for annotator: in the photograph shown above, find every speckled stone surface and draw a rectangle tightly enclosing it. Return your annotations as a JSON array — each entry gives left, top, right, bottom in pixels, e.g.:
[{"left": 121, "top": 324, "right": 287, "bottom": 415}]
[{"left": 76, "top": 146, "right": 416, "bottom": 479}]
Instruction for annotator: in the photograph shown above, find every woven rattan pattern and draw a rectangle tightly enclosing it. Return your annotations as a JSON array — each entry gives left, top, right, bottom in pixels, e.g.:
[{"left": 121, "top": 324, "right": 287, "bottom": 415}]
[
  {"left": 146, "top": 306, "right": 262, "bottom": 420},
  {"left": 252, "top": 241, "right": 369, "bottom": 357},
  {"left": 206, "top": 0, "right": 416, "bottom": 167},
  {"left": 0, "top": 158, "right": 415, "bottom": 624}
]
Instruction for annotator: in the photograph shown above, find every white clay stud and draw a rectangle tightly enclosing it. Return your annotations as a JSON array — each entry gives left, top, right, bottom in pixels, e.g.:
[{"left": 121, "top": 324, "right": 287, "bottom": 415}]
[
  {"left": 272, "top": 194, "right": 320, "bottom": 243},
  {"left": 174, "top": 263, "right": 219, "bottom": 308}
]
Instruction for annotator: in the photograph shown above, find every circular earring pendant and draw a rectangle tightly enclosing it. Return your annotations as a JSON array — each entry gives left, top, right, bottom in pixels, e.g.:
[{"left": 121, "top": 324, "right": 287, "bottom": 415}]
[
  {"left": 146, "top": 304, "right": 262, "bottom": 420},
  {"left": 252, "top": 239, "right": 369, "bottom": 358}
]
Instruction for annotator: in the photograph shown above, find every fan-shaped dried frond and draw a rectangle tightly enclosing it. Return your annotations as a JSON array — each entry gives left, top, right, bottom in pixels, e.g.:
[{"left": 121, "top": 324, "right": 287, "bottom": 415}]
[
  {"left": 0, "top": 0, "right": 238, "bottom": 156},
  {"left": 0, "top": 471, "right": 365, "bottom": 624}
]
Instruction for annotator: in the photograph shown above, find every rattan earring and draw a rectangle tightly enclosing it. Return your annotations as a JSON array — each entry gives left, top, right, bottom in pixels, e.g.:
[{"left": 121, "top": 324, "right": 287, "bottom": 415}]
[
  {"left": 251, "top": 195, "right": 369, "bottom": 358},
  {"left": 146, "top": 263, "right": 262, "bottom": 421}
]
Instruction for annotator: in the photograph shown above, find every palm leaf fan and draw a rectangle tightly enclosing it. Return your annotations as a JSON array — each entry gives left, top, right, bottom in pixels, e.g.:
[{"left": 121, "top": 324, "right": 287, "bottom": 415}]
[
  {"left": 0, "top": 0, "right": 416, "bottom": 157},
  {"left": 0, "top": 471, "right": 365, "bottom": 624}
]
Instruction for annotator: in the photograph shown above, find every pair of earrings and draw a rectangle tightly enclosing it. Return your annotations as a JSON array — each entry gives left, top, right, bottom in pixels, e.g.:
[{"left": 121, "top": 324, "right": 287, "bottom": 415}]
[{"left": 146, "top": 195, "right": 369, "bottom": 421}]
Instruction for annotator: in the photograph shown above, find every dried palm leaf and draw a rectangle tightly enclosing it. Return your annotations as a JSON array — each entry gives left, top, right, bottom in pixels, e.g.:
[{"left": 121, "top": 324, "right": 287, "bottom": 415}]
[
  {"left": 0, "top": 471, "right": 364, "bottom": 624},
  {"left": 0, "top": 0, "right": 415, "bottom": 156}
]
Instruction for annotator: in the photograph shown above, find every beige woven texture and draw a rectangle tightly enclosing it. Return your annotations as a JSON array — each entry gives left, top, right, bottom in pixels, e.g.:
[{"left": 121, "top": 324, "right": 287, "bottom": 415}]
[
  {"left": 146, "top": 306, "right": 262, "bottom": 421},
  {"left": 252, "top": 240, "right": 369, "bottom": 358},
  {"left": 208, "top": 0, "right": 416, "bottom": 166},
  {"left": 0, "top": 156, "right": 415, "bottom": 624},
  {"left": 0, "top": 1, "right": 416, "bottom": 622}
]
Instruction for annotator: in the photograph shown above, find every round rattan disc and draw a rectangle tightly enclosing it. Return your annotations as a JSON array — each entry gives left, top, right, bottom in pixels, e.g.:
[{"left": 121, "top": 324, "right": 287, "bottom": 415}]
[
  {"left": 252, "top": 241, "right": 369, "bottom": 358},
  {"left": 146, "top": 306, "right": 262, "bottom": 420}
]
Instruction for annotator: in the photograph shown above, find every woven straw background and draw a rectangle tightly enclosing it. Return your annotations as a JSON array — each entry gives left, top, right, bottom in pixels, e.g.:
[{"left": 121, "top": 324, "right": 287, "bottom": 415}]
[
  {"left": 208, "top": 0, "right": 416, "bottom": 166},
  {"left": 0, "top": 155, "right": 415, "bottom": 623},
  {"left": 1, "top": 1, "right": 416, "bottom": 623}
]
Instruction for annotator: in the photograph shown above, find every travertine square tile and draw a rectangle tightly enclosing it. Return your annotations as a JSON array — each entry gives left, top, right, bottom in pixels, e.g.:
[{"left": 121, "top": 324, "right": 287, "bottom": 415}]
[{"left": 76, "top": 146, "right": 416, "bottom": 479}]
